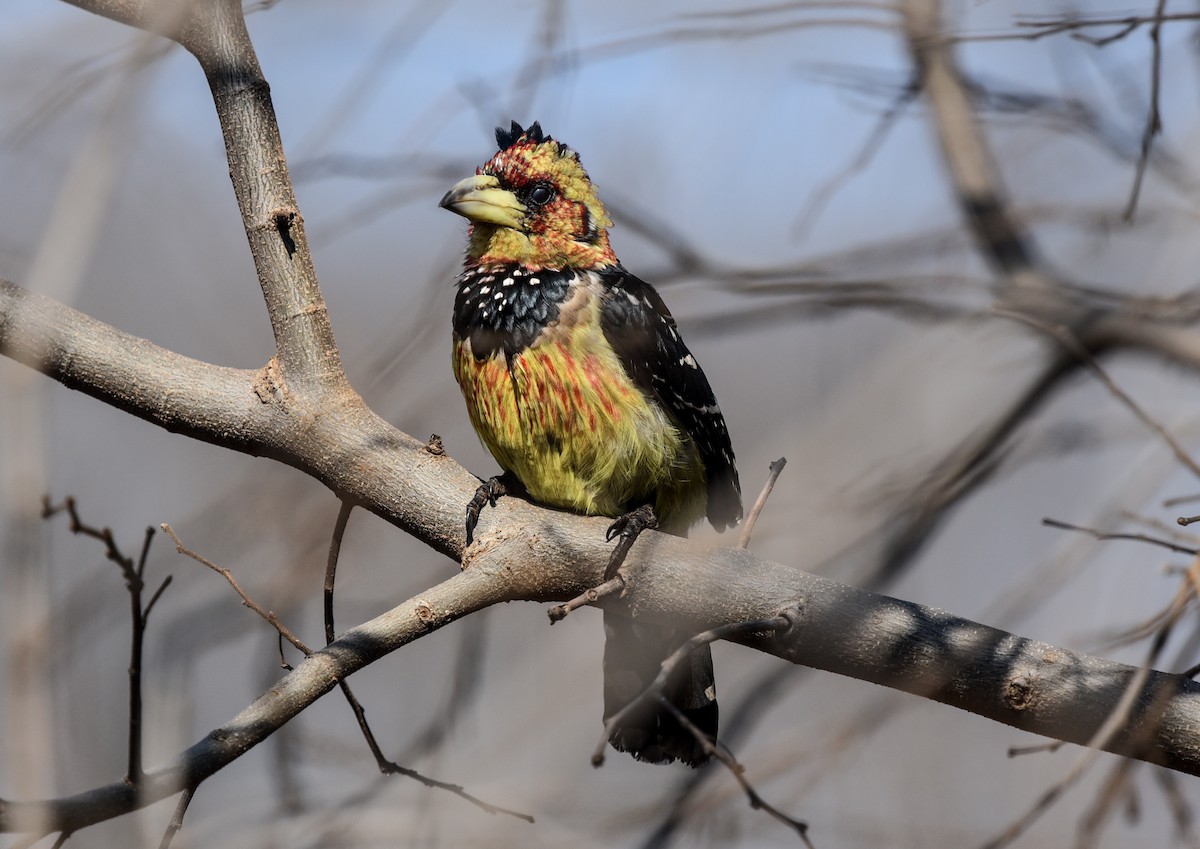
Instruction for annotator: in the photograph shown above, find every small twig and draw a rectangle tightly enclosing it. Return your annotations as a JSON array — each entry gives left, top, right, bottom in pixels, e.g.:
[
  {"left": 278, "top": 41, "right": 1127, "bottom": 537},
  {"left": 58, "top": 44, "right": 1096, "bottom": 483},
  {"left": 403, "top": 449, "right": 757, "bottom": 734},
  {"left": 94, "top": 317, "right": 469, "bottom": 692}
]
[
  {"left": 1121, "top": 0, "right": 1168, "bottom": 223},
  {"left": 143, "top": 575, "right": 173, "bottom": 621},
  {"left": 43, "top": 497, "right": 164, "bottom": 784},
  {"left": 995, "top": 309, "right": 1200, "bottom": 479},
  {"left": 1164, "top": 493, "right": 1200, "bottom": 508},
  {"left": 160, "top": 523, "right": 312, "bottom": 655},
  {"left": 1075, "top": 20, "right": 1141, "bottom": 47},
  {"left": 1119, "top": 511, "right": 1200, "bottom": 546},
  {"left": 324, "top": 499, "right": 354, "bottom": 643},
  {"left": 1008, "top": 740, "right": 1065, "bottom": 758},
  {"left": 658, "top": 697, "right": 812, "bottom": 847},
  {"left": 332, "top": 661, "right": 534, "bottom": 822},
  {"left": 276, "top": 634, "right": 293, "bottom": 672},
  {"left": 738, "top": 457, "right": 787, "bottom": 549},
  {"left": 792, "top": 80, "right": 917, "bottom": 240},
  {"left": 381, "top": 756, "right": 536, "bottom": 822},
  {"left": 1042, "top": 517, "right": 1199, "bottom": 555},
  {"left": 1003, "top": 11, "right": 1200, "bottom": 43},
  {"left": 318, "top": 499, "right": 531, "bottom": 823},
  {"left": 157, "top": 787, "right": 193, "bottom": 849},
  {"left": 547, "top": 575, "right": 624, "bottom": 623}
]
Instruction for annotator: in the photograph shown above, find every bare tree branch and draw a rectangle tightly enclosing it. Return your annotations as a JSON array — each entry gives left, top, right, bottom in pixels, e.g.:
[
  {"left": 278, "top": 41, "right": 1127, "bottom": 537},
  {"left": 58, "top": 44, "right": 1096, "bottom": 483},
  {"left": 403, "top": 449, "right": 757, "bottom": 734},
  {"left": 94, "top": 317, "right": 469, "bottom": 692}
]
[
  {"left": 1122, "top": 0, "right": 1169, "bottom": 221},
  {"left": 5, "top": 522, "right": 1200, "bottom": 833},
  {"left": 901, "top": 0, "right": 1043, "bottom": 285},
  {"left": 6, "top": 1, "right": 1200, "bottom": 843}
]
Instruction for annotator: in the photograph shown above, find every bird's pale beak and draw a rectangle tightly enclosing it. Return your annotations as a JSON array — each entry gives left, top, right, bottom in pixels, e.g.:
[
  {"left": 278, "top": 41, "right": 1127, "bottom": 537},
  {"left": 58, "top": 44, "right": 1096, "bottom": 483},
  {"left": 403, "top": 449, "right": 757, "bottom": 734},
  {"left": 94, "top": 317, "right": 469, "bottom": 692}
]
[{"left": 439, "top": 174, "right": 527, "bottom": 229}]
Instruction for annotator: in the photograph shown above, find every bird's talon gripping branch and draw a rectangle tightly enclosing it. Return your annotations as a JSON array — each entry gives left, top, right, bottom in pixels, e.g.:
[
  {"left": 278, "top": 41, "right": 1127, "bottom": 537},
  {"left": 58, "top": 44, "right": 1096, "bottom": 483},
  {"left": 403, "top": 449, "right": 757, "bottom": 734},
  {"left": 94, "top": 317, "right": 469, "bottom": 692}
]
[
  {"left": 603, "top": 504, "right": 658, "bottom": 580},
  {"left": 464, "top": 475, "right": 511, "bottom": 545}
]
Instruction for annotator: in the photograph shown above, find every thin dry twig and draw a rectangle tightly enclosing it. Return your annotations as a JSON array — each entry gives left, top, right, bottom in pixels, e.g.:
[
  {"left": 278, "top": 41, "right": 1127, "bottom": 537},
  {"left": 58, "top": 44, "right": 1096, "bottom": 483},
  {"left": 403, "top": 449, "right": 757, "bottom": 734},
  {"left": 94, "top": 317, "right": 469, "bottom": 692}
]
[
  {"left": 318, "top": 501, "right": 533, "bottom": 824},
  {"left": 594, "top": 613, "right": 810, "bottom": 843},
  {"left": 165, "top": 514, "right": 535, "bottom": 824},
  {"left": 1007, "top": 11, "right": 1200, "bottom": 44},
  {"left": 1008, "top": 740, "right": 1065, "bottom": 758},
  {"left": 1122, "top": 0, "right": 1169, "bottom": 222},
  {"left": 995, "top": 308, "right": 1200, "bottom": 478},
  {"left": 324, "top": 498, "right": 354, "bottom": 643},
  {"left": 547, "top": 574, "right": 624, "bottom": 623},
  {"left": 157, "top": 787, "right": 193, "bottom": 849},
  {"left": 1073, "top": 577, "right": 1200, "bottom": 849},
  {"left": 160, "top": 523, "right": 313, "bottom": 655},
  {"left": 42, "top": 496, "right": 169, "bottom": 783},
  {"left": 738, "top": 458, "right": 787, "bottom": 549},
  {"left": 595, "top": 614, "right": 793, "bottom": 765},
  {"left": 1042, "top": 517, "right": 1199, "bottom": 556},
  {"left": 1119, "top": 511, "right": 1200, "bottom": 547},
  {"left": 659, "top": 697, "right": 812, "bottom": 847},
  {"left": 792, "top": 81, "right": 918, "bottom": 240}
]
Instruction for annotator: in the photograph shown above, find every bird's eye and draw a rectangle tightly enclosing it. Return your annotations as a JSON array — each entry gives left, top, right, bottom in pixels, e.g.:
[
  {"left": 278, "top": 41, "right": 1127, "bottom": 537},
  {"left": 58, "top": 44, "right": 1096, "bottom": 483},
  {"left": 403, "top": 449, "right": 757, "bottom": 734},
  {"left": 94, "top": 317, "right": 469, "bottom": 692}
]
[{"left": 527, "top": 183, "right": 555, "bottom": 206}]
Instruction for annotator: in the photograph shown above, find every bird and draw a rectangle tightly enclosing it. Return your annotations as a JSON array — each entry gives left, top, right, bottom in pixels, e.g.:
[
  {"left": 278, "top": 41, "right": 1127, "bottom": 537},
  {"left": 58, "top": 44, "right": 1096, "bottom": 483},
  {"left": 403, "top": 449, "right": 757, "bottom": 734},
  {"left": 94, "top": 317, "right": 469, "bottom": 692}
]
[{"left": 440, "top": 120, "right": 741, "bottom": 766}]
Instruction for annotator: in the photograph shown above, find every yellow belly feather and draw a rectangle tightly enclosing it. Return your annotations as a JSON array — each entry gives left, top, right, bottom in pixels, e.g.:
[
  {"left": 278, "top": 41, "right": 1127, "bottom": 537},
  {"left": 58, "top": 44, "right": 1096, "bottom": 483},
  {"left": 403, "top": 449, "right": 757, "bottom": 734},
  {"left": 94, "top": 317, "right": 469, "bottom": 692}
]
[{"left": 453, "top": 301, "right": 705, "bottom": 528}]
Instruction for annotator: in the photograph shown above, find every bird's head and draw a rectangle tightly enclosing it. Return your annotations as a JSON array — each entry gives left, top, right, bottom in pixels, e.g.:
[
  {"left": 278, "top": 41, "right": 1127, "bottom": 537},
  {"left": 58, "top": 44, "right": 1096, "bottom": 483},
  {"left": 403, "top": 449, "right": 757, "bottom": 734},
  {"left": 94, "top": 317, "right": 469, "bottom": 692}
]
[{"left": 440, "top": 121, "right": 616, "bottom": 271}]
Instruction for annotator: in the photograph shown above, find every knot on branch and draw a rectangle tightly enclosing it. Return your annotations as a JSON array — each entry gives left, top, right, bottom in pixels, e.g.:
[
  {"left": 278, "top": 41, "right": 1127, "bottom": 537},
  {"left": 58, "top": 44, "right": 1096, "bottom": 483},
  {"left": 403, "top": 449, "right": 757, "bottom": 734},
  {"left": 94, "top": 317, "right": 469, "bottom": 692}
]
[
  {"left": 414, "top": 599, "right": 443, "bottom": 628},
  {"left": 253, "top": 357, "right": 286, "bottom": 404},
  {"left": 1004, "top": 674, "right": 1036, "bottom": 712},
  {"left": 769, "top": 600, "right": 805, "bottom": 659}
]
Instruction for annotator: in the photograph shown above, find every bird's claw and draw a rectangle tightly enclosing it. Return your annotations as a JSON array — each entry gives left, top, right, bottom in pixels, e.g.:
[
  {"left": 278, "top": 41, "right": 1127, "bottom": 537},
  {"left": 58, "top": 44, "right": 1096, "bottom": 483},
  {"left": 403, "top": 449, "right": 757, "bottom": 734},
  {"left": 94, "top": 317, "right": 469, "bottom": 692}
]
[
  {"left": 465, "top": 476, "right": 510, "bottom": 545},
  {"left": 603, "top": 504, "right": 658, "bottom": 580}
]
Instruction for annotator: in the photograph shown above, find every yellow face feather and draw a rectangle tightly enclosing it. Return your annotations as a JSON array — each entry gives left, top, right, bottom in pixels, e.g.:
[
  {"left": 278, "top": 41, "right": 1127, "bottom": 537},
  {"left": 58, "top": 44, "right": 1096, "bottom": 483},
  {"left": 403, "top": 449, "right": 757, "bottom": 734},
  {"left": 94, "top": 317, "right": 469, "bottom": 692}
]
[{"left": 440, "top": 134, "right": 617, "bottom": 271}]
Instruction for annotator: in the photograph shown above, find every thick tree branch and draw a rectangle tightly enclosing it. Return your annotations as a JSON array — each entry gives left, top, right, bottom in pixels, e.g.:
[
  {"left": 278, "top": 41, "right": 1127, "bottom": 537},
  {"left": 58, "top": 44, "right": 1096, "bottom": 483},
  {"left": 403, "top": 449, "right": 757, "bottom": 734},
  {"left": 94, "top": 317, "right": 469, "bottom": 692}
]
[
  {"left": 0, "top": 279, "right": 463, "bottom": 558},
  {"left": 4, "top": 525, "right": 1200, "bottom": 833},
  {"left": 0, "top": 279, "right": 272, "bottom": 449},
  {"left": 63, "top": 0, "right": 340, "bottom": 389}
]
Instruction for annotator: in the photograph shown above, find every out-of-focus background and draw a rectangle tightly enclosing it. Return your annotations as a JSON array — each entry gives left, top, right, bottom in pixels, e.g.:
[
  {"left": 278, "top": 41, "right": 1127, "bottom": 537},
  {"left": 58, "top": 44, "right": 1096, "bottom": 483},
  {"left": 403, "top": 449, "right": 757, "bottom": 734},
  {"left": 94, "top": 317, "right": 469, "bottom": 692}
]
[{"left": 4, "top": 1, "right": 1200, "bottom": 847}]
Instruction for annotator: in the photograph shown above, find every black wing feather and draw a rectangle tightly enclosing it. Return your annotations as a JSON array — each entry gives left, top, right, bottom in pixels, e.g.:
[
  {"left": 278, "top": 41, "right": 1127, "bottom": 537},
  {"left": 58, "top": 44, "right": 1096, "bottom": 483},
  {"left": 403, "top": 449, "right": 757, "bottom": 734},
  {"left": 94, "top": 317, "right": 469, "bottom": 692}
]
[{"left": 598, "top": 267, "right": 742, "bottom": 531}]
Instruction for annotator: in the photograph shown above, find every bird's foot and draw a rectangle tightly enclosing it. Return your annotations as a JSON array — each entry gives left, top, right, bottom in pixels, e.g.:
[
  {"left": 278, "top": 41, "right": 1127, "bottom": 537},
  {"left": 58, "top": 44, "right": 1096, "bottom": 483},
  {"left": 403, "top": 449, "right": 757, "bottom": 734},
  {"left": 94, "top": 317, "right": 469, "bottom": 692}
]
[
  {"left": 604, "top": 504, "right": 658, "bottom": 580},
  {"left": 547, "top": 504, "right": 658, "bottom": 624},
  {"left": 465, "top": 473, "right": 515, "bottom": 545}
]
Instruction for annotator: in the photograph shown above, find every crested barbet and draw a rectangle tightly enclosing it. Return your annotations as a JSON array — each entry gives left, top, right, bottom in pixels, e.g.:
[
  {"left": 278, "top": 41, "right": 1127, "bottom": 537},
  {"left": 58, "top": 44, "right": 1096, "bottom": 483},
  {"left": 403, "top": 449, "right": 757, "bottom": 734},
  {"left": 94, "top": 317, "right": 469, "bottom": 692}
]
[{"left": 440, "top": 121, "right": 742, "bottom": 766}]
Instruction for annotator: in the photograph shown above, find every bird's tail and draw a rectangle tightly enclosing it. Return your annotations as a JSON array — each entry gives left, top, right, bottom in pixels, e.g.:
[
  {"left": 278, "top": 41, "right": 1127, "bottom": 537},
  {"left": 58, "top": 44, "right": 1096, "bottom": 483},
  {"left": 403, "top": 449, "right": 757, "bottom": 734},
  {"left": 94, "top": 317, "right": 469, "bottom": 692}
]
[{"left": 602, "top": 611, "right": 718, "bottom": 767}]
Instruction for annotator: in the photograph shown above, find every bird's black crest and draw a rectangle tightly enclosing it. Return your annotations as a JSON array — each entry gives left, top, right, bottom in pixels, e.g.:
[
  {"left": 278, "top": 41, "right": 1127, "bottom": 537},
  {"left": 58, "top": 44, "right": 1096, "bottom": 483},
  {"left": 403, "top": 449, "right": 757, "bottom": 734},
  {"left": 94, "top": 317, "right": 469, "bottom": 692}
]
[{"left": 496, "top": 120, "right": 546, "bottom": 151}]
